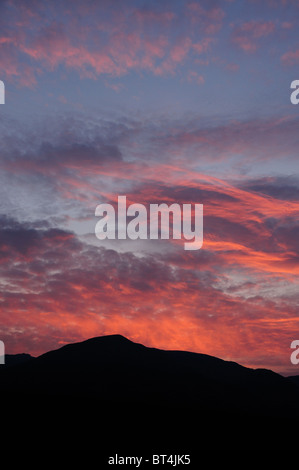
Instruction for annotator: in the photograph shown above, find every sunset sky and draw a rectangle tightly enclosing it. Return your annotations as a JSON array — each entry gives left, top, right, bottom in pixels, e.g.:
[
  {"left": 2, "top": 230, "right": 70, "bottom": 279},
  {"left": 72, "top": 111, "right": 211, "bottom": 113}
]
[{"left": 0, "top": 0, "right": 298, "bottom": 375}]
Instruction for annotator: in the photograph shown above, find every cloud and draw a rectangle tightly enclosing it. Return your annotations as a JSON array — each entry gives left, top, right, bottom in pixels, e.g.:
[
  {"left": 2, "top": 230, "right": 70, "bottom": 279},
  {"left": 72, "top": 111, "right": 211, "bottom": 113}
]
[
  {"left": 1, "top": 111, "right": 299, "bottom": 234},
  {"left": 281, "top": 48, "right": 299, "bottom": 65},
  {"left": 36, "top": 141, "right": 123, "bottom": 168},
  {"left": 146, "top": 114, "right": 299, "bottom": 170},
  {"left": 187, "top": 3, "right": 225, "bottom": 34},
  {"left": 0, "top": 0, "right": 221, "bottom": 85},
  {"left": 240, "top": 176, "right": 299, "bottom": 201},
  {"left": 1, "top": 126, "right": 123, "bottom": 173},
  {"left": 231, "top": 20, "right": 275, "bottom": 52},
  {"left": 0, "top": 215, "right": 78, "bottom": 261},
  {"left": 186, "top": 70, "right": 205, "bottom": 85},
  {"left": 0, "top": 213, "right": 297, "bottom": 374},
  {"left": 0, "top": 0, "right": 298, "bottom": 88}
]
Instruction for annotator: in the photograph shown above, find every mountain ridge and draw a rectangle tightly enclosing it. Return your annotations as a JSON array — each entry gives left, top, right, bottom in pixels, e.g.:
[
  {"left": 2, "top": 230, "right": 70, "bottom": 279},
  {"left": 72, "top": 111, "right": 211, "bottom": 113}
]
[
  {"left": 0, "top": 334, "right": 296, "bottom": 403},
  {"left": 1, "top": 334, "right": 299, "bottom": 449},
  {"left": 0, "top": 333, "right": 285, "bottom": 373}
]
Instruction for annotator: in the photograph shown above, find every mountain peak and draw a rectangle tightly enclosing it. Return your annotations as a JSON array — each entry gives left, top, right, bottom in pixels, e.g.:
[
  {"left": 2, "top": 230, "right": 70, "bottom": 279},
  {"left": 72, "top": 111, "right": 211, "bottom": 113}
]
[
  {"left": 33, "top": 333, "right": 146, "bottom": 366},
  {"left": 85, "top": 333, "right": 135, "bottom": 344}
]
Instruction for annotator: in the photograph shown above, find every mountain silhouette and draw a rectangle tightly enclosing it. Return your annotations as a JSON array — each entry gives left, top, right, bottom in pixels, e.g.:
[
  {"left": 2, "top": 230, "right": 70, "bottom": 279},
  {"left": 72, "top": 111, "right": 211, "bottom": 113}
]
[
  {"left": 2, "top": 353, "right": 33, "bottom": 368},
  {"left": 1, "top": 334, "right": 299, "bottom": 450},
  {"left": 288, "top": 375, "right": 299, "bottom": 387}
]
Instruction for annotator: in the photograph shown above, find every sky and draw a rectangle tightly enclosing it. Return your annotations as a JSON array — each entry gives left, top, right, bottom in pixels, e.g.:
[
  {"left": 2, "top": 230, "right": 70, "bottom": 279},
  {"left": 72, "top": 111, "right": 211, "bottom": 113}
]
[{"left": 0, "top": 0, "right": 298, "bottom": 375}]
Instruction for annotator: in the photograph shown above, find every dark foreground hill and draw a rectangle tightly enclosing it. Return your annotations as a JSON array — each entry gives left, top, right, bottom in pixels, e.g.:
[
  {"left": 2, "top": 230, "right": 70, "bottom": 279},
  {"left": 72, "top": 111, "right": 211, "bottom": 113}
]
[
  {"left": 0, "top": 334, "right": 299, "bottom": 450},
  {"left": 2, "top": 353, "right": 33, "bottom": 368}
]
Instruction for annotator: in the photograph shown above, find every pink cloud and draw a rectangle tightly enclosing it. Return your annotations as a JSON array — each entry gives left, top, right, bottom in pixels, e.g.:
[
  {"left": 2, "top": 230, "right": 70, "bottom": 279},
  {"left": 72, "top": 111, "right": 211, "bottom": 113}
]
[
  {"left": 281, "top": 21, "right": 293, "bottom": 29},
  {"left": 231, "top": 20, "right": 275, "bottom": 53},
  {"left": 7, "top": 16, "right": 195, "bottom": 82},
  {"left": 225, "top": 62, "right": 239, "bottom": 72},
  {"left": 0, "top": 2, "right": 223, "bottom": 86},
  {"left": 186, "top": 70, "right": 205, "bottom": 85},
  {"left": 281, "top": 48, "right": 299, "bottom": 65},
  {"left": 153, "top": 37, "right": 192, "bottom": 76},
  {"left": 192, "top": 37, "right": 214, "bottom": 55},
  {"left": 133, "top": 9, "right": 175, "bottom": 26},
  {"left": 169, "top": 37, "right": 192, "bottom": 63},
  {"left": 187, "top": 3, "right": 225, "bottom": 34}
]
